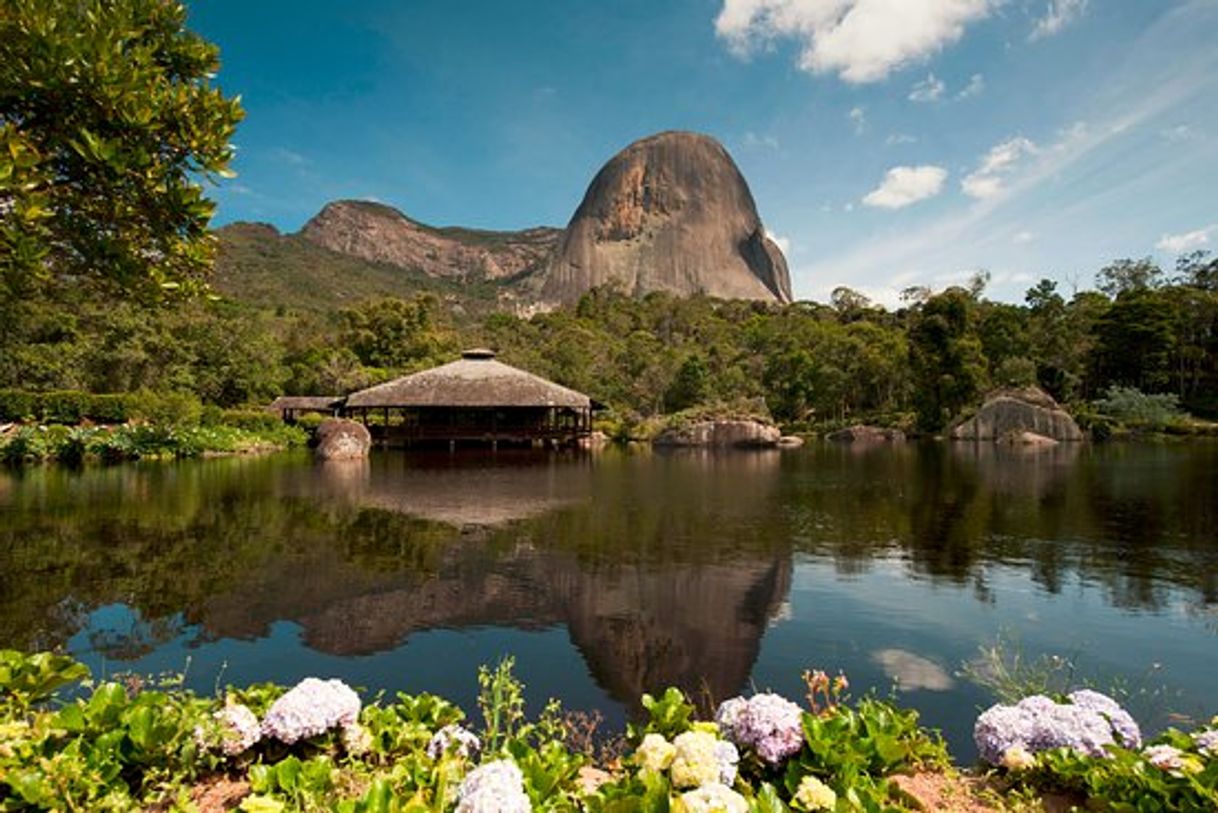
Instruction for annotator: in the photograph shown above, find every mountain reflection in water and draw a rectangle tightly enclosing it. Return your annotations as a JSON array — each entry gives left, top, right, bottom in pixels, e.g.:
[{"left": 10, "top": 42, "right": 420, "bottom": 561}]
[{"left": 0, "top": 443, "right": 1215, "bottom": 756}]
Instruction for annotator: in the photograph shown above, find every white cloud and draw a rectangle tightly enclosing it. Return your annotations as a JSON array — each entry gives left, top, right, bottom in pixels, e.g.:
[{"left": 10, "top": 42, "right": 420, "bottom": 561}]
[
  {"left": 1029, "top": 0, "right": 1089, "bottom": 41},
  {"left": 1160, "top": 124, "right": 1198, "bottom": 143},
  {"left": 848, "top": 105, "right": 867, "bottom": 134},
  {"left": 908, "top": 72, "right": 946, "bottom": 102},
  {"left": 961, "top": 136, "right": 1038, "bottom": 199},
  {"left": 1157, "top": 225, "right": 1214, "bottom": 254},
  {"left": 742, "top": 131, "right": 781, "bottom": 149},
  {"left": 957, "top": 72, "right": 985, "bottom": 98},
  {"left": 863, "top": 165, "right": 948, "bottom": 209},
  {"left": 1013, "top": 230, "right": 1035, "bottom": 244},
  {"left": 715, "top": 0, "right": 996, "bottom": 84},
  {"left": 886, "top": 133, "right": 918, "bottom": 145}
]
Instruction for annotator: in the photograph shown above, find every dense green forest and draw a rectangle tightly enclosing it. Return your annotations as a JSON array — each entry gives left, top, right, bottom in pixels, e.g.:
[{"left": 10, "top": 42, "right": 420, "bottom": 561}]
[{"left": 2, "top": 251, "right": 1216, "bottom": 435}]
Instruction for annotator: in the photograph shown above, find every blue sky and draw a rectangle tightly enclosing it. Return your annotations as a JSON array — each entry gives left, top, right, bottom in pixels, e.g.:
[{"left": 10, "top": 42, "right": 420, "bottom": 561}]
[{"left": 190, "top": 0, "right": 1218, "bottom": 304}]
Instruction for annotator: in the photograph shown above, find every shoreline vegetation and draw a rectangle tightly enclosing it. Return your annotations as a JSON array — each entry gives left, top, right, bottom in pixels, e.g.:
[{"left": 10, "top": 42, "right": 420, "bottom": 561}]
[{"left": 1, "top": 650, "right": 1215, "bottom": 812}]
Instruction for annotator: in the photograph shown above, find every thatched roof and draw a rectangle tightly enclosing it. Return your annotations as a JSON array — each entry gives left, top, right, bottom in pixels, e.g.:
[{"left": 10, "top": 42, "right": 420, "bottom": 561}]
[
  {"left": 268, "top": 396, "right": 342, "bottom": 411},
  {"left": 345, "top": 350, "right": 591, "bottom": 409}
]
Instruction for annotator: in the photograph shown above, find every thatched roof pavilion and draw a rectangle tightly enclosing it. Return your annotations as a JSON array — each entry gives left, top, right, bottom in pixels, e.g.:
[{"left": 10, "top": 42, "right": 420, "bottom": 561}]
[
  {"left": 343, "top": 349, "right": 595, "bottom": 448},
  {"left": 268, "top": 396, "right": 342, "bottom": 421}
]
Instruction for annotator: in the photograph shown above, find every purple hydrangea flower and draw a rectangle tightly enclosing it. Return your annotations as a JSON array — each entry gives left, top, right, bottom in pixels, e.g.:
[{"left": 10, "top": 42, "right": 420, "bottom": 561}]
[
  {"left": 1144, "top": 744, "right": 1185, "bottom": 771},
  {"left": 715, "top": 692, "right": 804, "bottom": 766},
  {"left": 974, "top": 692, "right": 1143, "bottom": 765},
  {"left": 1067, "top": 690, "right": 1142, "bottom": 748},
  {"left": 260, "top": 678, "right": 361, "bottom": 744},
  {"left": 455, "top": 759, "right": 531, "bottom": 813},
  {"left": 426, "top": 724, "right": 481, "bottom": 760},
  {"left": 1194, "top": 728, "right": 1218, "bottom": 755}
]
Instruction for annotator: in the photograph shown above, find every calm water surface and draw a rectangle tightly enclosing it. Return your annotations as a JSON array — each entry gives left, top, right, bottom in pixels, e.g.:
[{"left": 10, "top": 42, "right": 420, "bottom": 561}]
[{"left": 2, "top": 442, "right": 1216, "bottom": 759}]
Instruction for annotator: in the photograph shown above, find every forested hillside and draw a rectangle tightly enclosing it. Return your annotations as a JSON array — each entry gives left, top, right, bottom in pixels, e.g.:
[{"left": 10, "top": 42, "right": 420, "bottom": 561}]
[{"left": 2, "top": 252, "right": 1215, "bottom": 434}]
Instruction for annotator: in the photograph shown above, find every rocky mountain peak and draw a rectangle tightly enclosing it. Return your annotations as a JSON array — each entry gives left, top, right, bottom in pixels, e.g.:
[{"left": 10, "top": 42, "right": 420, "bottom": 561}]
[{"left": 541, "top": 131, "right": 791, "bottom": 304}]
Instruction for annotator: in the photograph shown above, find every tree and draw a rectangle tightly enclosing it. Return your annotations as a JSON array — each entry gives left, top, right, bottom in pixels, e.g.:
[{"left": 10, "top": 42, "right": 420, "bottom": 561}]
[
  {"left": 663, "top": 354, "right": 710, "bottom": 413},
  {"left": 0, "top": 0, "right": 244, "bottom": 298},
  {"left": 908, "top": 288, "right": 988, "bottom": 431},
  {"left": 1095, "top": 258, "right": 1163, "bottom": 298}
]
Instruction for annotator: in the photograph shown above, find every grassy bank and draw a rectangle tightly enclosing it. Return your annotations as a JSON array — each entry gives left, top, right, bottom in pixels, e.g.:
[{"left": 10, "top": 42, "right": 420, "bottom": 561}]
[{"left": 1, "top": 651, "right": 1214, "bottom": 812}]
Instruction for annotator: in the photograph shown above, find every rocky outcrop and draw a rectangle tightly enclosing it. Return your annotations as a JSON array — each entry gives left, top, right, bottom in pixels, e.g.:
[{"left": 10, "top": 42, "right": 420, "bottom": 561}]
[
  {"left": 653, "top": 419, "right": 781, "bottom": 448},
  {"left": 315, "top": 419, "right": 372, "bottom": 460},
  {"left": 826, "top": 425, "right": 906, "bottom": 443},
  {"left": 299, "top": 200, "right": 561, "bottom": 281},
  {"left": 952, "top": 388, "right": 1083, "bottom": 442},
  {"left": 541, "top": 132, "right": 791, "bottom": 304}
]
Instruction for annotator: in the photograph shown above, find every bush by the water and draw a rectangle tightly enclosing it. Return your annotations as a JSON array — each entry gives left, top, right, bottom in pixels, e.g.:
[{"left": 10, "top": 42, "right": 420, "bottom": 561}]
[
  {"left": 1093, "top": 386, "right": 1186, "bottom": 430},
  {"left": 2, "top": 650, "right": 1215, "bottom": 812},
  {"left": 0, "top": 422, "right": 306, "bottom": 463}
]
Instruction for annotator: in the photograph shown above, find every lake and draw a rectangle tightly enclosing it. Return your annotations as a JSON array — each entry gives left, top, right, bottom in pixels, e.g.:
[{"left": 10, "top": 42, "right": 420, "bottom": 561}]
[{"left": 1, "top": 442, "right": 1216, "bottom": 760}]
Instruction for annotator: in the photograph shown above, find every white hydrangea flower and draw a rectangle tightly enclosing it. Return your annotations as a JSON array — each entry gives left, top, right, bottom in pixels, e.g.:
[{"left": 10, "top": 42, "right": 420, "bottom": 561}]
[
  {"left": 1000, "top": 745, "right": 1036, "bottom": 771},
  {"left": 341, "top": 722, "right": 372, "bottom": 755},
  {"left": 260, "top": 678, "right": 361, "bottom": 744},
  {"left": 671, "top": 730, "right": 721, "bottom": 789},
  {"left": 675, "top": 782, "right": 748, "bottom": 813},
  {"left": 195, "top": 702, "right": 261, "bottom": 756},
  {"left": 793, "top": 775, "right": 837, "bottom": 811},
  {"left": 426, "top": 724, "right": 481, "bottom": 760},
  {"left": 455, "top": 759, "right": 531, "bottom": 813},
  {"left": 635, "top": 732, "right": 677, "bottom": 772}
]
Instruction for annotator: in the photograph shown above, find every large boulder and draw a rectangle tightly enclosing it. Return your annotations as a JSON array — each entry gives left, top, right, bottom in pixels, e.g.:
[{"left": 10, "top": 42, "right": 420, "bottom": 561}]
[
  {"left": 315, "top": 419, "right": 372, "bottom": 460},
  {"left": 825, "top": 425, "right": 906, "bottom": 443},
  {"left": 653, "top": 419, "right": 781, "bottom": 448},
  {"left": 951, "top": 388, "right": 1083, "bottom": 442}
]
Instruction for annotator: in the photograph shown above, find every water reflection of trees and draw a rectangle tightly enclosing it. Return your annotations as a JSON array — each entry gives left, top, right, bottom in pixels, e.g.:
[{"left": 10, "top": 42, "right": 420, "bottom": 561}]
[
  {"left": 782, "top": 442, "right": 1218, "bottom": 612},
  {"left": 1, "top": 442, "right": 1215, "bottom": 707}
]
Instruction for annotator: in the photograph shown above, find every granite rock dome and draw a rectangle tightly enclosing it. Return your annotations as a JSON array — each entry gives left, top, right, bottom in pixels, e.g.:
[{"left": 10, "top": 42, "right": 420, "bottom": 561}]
[{"left": 540, "top": 131, "right": 792, "bottom": 304}]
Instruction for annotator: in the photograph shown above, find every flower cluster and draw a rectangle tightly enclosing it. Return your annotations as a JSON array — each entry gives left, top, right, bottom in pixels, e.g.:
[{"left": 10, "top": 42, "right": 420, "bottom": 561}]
[
  {"left": 674, "top": 782, "right": 748, "bottom": 813},
  {"left": 1144, "top": 744, "right": 1185, "bottom": 772},
  {"left": 426, "top": 724, "right": 481, "bottom": 760},
  {"left": 260, "top": 678, "right": 362, "bottom": 745},
  {"left": 341, "top": 722, "right": 372, "bottom": 756},
  {"left": 974, "top": 690, "right": 1142, "bottom": 765},
  {"left": 671, "top": 731, "right": 724, "bottom": 789},
  {"left": 195, "top": 702, "right": 261, "bottom": 756},
  {"left": 454, "top": 759, "right": 532, "bottom": 813},
  {"left": 636, "top": 733, "right": 676, "bottom": 772},
  {"left": 715, "top": 692, "right": 805, "bottom": 765},
  {"left": 1193, "top": 728, "right": 1218, "bottom": 756},
  {"left": 792, "top": 775, "right": 837, "bottom": 811},
  {"left": 1066, "top": 690, "right": 1142, "bottom": 749}
]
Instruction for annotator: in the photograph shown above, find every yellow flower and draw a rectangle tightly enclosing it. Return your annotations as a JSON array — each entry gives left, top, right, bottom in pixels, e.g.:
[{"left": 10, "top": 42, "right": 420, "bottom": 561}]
[
  {"left": 670, "top": 731, "right": 721, "bottom": 789},
  {"left": 1000, "top": 745, "right": 1036, "bottom": 771},
  {"left": 793, "top": 775, "right": 837, "bottom": 811},
  {"left": 636, "top": 733, "right": 676, "bottom": 773}
]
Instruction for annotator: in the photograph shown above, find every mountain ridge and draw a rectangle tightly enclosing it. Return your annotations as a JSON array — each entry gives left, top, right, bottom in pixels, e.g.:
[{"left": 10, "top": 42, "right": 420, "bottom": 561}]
[{"left": 212, "top": 131, "right": 790, "bottom": 310}]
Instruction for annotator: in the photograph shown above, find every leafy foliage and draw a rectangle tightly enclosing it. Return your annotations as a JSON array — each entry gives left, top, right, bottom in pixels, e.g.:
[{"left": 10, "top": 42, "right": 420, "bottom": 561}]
[{"left": 0, "top": 0, "right": 243, "bottom": 298}]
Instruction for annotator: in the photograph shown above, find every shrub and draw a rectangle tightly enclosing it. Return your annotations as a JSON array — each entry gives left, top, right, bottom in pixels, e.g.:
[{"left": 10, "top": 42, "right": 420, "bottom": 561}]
[
  {"left": 127, "top": 390, "right": 203, "bottom": 427},
  {"left": 1094, "top": 386, "right": 1185, "bottom": 429}
]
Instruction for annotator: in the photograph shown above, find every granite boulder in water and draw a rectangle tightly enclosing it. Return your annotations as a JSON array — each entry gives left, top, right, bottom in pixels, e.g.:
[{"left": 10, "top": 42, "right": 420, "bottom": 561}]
[
  {"left": 315, "top": 419, "right": 372, "bottom": 460},
  {"left": 951, "top": 387, "right": 1083, "bottom": 442}
]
